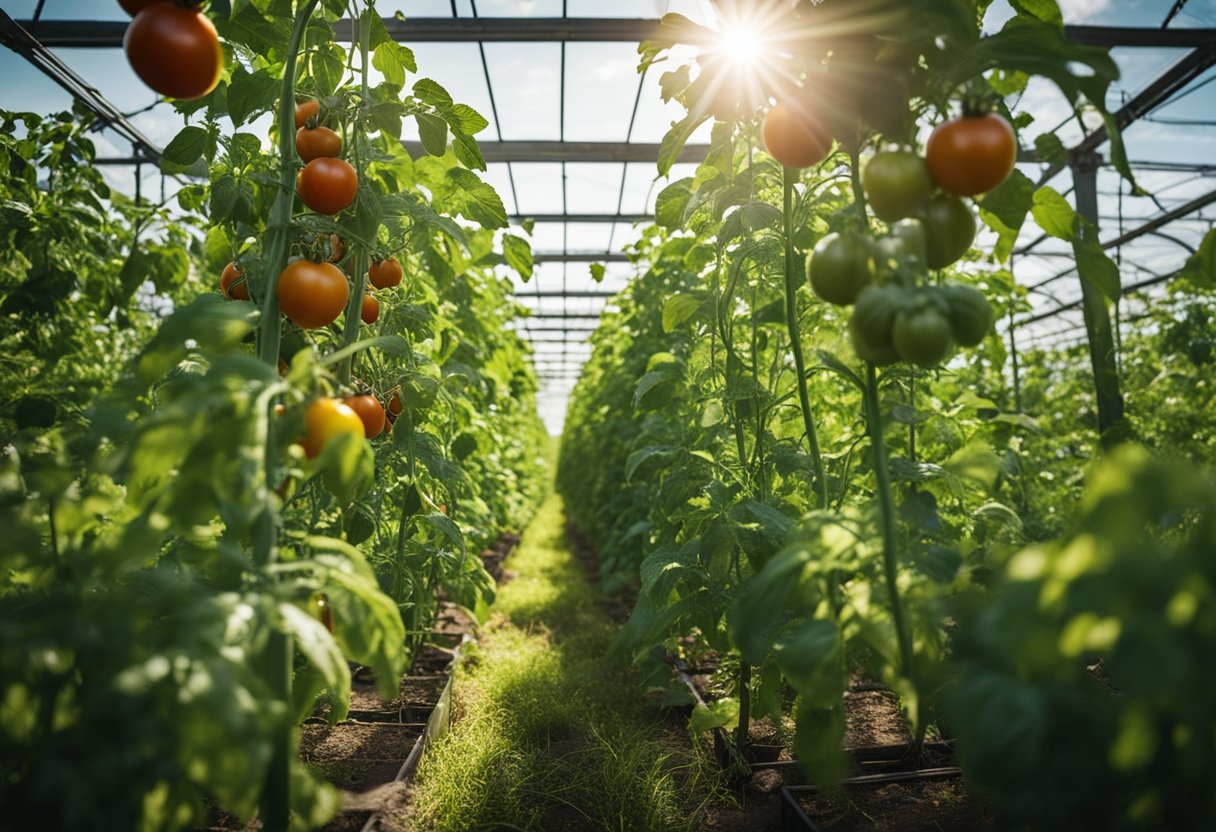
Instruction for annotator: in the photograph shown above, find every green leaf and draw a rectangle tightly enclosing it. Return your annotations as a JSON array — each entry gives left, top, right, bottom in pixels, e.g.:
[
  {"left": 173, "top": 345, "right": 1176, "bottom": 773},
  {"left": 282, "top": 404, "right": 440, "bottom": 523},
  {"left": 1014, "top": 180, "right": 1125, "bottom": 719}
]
[
  {"left": 978, "top": 169, "right": 1034, "bottom": 262},
  {"left": 444, "top": 104, "right": 489, "bottom": 136},
  {"left": 1010, "top": 0, "right": 1063, "bottom": 26},
  {"left": 210, "top": 174, "right": 239, "bottom": 223},
  {"left": 451, "top": 130, "right": 487, "bottom": 172},
  {"left": 731, "top": 547, "right": 809, "bottom": 664},
  {"left": 774, "top": 619, "right": 846, "bottom": 708},
  {"left": 655, "top": 178, "right": 693, "bottom": 229},
  {"left": 589, "top": 263, "right": 606, "bottom": 284},
  {"left": 373, "top": 41, "right": 417, "bottom": 88},
  {"left": 1031, "top": 186, "right": 1075, "bottom": 240},
  {"left": 502, "top": 233, "right": 534, "bottom": 281},
  {"left": 413, "top": 78, "right": 454, "bottom": 109},
  {"left": 226, "top": 64, "right": 278, "bottom": 127},
  {"left": 793, "top": 700, "right": 847, "bottom": 788},
  {"left": 426, "top": 512, "right": 466, "bottom": 557},
  {"left": 662, "top": 293, "right": 703, "bottom": 332},
  {"left": 442, "top": 168, "right": 507, "bottom": 229},
  {"left": 416, "top": 112, "right": 449, "bottom": 157},
  {"left": 633, "top": 367, "right": 679, "bottom": 411},
  {"left": 279, "top": 602, "right": 351, "bottom": 700},
  {"left": 1179, "top": 228, "right": 1216, "bottom": 289},
  {"left": 625, "top": 445, "right": 677, "bottom": 482},
  {"left": 161, "top": 126, "right": 209, "bottom": 169},
  {"left": 689, "top": 698, "right": 739, "bottom": 733},
  {"left": 657, "top": 112, "right": 709, "bottom": 177}
]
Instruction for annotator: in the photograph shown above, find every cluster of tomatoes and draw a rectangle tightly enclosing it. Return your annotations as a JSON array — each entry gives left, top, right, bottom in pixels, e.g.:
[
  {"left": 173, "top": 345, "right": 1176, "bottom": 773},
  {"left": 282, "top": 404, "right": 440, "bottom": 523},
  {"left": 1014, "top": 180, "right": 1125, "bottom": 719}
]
[
  {"left": 120, "top": 1, "right": 222, "bottom": 101},
  {"left": 762, "top": 96, "right": 1015, "bottom": 368}
]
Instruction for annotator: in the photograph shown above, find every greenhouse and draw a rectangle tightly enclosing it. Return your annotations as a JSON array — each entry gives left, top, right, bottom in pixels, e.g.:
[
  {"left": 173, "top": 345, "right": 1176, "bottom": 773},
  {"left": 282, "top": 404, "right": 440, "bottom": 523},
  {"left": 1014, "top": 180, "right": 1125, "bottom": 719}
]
[{"left": 2, "top": 1, "right": 1215, "bottom": 830}]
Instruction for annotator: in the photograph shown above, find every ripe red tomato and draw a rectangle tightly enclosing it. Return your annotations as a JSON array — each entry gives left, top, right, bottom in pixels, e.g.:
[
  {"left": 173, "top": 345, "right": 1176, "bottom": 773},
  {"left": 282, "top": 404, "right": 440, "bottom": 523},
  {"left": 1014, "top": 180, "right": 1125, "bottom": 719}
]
[
  {"left": 344, "top": 395, "right": 386, "bottom": 439},
  {"left": 762, "top": 98, "right": 832, "bottom": 169},
  {"left": 294, "top": 99, "right": 320, "bottom": 129},
  {"left": 388, "top": 391, "right": 403, "bottom": 416},
  {"left": 295, "top": 126, "right": 342, "bottom": 162},
  {"left": 368, "top": 258, "right": 403, "bottom": 289},
  {"left": 361, "top": 294, "right": 380, "bottom": 324},
  {"left": 297, "top": 157, "right": 358, "bottom": 215},
  {"left": 276, "top": 260, "right": 349, "bottom": 329},
  {"left": 301, "top": 398, "right": 364, "bottom": 459},
  {"left": 220, "top": 261, "right": 248, "bottom": 301},
  {"left": 123, "top": 4, "right": 222, "bottom": 101},
  {"left": 925, "top": 113, "right": 1017, "bottom": 197}
]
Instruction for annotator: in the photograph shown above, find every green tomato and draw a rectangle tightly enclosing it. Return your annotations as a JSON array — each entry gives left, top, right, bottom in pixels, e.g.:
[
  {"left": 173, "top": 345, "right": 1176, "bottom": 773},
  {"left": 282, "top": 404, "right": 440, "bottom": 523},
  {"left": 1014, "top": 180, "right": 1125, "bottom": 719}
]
[
  {"left": 862, "top": 150, "right": 934, "bottom": 223},
  {"left": 892, "top": 304, "right": 954, "bottom": 368},
  {"left": 938, "top": 284, "right": 993, "bottom": 347},
  {"left": 807, "top": 232, "right": 875, "bottom": 306},
  {"left": 875, "top": 217, "right": 928, "bottom": 283},
  {"left": 850, "top": 285, "right": 911, "bottom": 365},
  {"left": 918, "top": 193, "right": 976, "bottom": 270}
]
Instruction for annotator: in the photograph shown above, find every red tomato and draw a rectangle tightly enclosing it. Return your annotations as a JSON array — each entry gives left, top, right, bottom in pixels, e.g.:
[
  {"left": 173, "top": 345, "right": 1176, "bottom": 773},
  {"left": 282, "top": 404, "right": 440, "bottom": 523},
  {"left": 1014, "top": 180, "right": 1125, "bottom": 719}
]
[
  {"left": 220, "top": 261, "right": 248, "bottom": 300},
  {"left": 361, "top": 294, "right": 380, "bottom": 325},
  {"left": 762, "top": 98, "right": 832, "bottom": 169},
  {"left": 344, "top": 395, "right": 386, "bottom": 439},
  {"left": 368, "top": 258, "right": 403, "bottom": 289},
  {"left": 276, "top": 260, "right": 349, "bottom": 329},
  {"left": 123, "top": 4, "right": 222, "bottom": 101},
  {"left": 295, "top": 126, "right": 342, "bottom": 162},
  {"left": 925, "top": 113, "right": 1017, "bottom": 196},
  {"left": 294, "top": 99, "right": 320, "bottom": 129},
  {"left": 297, "top": 157, "right": 358, "bottom": 215}
]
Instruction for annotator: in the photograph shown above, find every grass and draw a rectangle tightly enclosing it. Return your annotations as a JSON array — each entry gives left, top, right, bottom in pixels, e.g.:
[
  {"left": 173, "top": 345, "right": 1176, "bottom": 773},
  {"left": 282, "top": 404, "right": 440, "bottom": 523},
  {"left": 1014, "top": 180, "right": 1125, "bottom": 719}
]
[{"left": 406, "top": 494, "right": 719, "bottom": 832}]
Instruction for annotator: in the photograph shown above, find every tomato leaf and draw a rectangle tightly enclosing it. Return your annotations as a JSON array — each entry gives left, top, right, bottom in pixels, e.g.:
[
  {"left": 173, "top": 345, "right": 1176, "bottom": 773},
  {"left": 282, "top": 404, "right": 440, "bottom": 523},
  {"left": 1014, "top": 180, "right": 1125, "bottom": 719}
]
[
  {"left": 226, "top": 65, "right": 278, "bottom": 127},
  {"left": 161, "top": 125, "right": 210, "bottom": 169},
  {"left": 1180, "top": 228, "right": 1216, "bottom": 289},
  {"left": 1030, "top": 186, "right": 1075, "bottom": 240},
  {"left": 502, "top": 233, "right": 533, "bottom": 281},
  {"left": 662, "top": 293, "right": 703, "bottom": 332},
  {"left": 441, "top": 168, "right": 507, "bottom": 229},
  {"left": 1072, "top": 222, "right": 1122, "bottom": 302},
  {"left": 416, "top": 112, "right": 449, "bottom": 157}
]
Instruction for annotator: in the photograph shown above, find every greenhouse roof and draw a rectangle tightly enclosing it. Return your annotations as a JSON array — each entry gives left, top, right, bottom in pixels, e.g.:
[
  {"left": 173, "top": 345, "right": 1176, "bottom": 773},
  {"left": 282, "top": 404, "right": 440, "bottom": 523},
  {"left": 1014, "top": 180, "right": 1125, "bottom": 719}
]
[{"left": 2, "top": 0, "right": 1216, "bottom": 432}]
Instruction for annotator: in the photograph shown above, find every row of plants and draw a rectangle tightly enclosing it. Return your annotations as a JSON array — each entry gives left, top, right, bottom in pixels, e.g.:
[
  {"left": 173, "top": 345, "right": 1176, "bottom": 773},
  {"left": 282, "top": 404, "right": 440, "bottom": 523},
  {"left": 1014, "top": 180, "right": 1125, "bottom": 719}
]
[
  {"left": 1, "top": 1, "right": 547, "bottom": 830},
  {"left": 559, "top": 0, "right": 1216, "bottom": 829}
]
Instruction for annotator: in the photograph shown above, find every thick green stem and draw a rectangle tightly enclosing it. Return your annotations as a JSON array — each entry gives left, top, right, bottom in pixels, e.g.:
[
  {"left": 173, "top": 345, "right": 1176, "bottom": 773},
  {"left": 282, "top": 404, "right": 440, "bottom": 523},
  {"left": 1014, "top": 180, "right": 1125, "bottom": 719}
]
[
  {"left": 863, "top": 364, "right": 916, "bottom": 720},
  {"left": 338, "top": 13, "right": 373, "bottom": 385},
  {"left": 782, "top": 166, "right": 827, "bottom": 510},
  {"left": 256, "top": 5, "right": 320, "bottom": 830}
]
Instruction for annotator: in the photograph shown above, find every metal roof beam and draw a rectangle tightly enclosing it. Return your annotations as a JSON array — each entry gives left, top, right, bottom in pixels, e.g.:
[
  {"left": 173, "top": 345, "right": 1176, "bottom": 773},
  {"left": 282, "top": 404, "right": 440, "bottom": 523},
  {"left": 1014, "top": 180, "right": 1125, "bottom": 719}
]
[
  {"left": 405, "top": 140, "right": 708, "bottom": 164},
  {"left": 16, "top": 18, "right": 1216, "bottom": 48},
  {"left": 534, "top": 253, "right": 630, "bottom": 263},
  {"left": 516, "top": 290, "right": 618, "bottom": 298},
  {"left": 510, "top": 213, "right": 651, "bottom": 224}
]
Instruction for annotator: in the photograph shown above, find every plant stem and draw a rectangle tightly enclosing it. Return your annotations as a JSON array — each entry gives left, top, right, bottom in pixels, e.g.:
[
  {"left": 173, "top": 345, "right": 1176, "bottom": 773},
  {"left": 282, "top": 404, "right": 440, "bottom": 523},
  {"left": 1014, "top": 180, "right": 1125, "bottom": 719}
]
[
  {"left": 338, "top": 11, "right": 373, "bottom": 385},
  {"left": 735, "top": 660, "right": 751, "bottom": 755},
  {"left": 256, "top": 4, "right": 321, "bottom": 830},
  {"left": 782, "top": 166, "right": 827, "bottom": 510},
  {"left": 863, "top": 363, "right": 916, "bottom": 726}
]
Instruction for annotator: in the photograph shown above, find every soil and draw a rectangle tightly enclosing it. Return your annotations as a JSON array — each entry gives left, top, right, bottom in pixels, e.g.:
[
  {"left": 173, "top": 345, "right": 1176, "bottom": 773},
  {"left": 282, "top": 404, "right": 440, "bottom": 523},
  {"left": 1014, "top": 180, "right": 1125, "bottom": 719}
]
[
  {"left": 791, "top": 777, "right": 994, "bottom": 831},
  {"left": 565, "top": 522, "right": 637, "bottom": 624}
]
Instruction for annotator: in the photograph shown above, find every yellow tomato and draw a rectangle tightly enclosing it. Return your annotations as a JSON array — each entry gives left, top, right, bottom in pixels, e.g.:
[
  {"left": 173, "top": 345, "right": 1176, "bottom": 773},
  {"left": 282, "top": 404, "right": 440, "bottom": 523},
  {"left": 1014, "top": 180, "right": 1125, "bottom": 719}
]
[{"left": 301, "top": 398, "right": 364, "bottom": 459}]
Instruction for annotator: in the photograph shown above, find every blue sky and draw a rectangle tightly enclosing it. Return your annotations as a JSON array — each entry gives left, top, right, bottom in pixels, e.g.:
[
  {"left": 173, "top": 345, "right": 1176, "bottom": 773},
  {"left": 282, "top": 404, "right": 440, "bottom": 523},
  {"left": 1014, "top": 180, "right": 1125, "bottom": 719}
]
[{"left": 2, "top": 0, "right": 1215, "bottom": 430}]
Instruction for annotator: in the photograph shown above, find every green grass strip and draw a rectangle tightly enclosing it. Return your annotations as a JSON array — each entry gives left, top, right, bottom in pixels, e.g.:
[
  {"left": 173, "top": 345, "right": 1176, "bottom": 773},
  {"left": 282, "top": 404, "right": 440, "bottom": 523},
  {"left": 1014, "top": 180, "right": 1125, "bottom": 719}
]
[{"left": 407, "top": 495, "right": 715, "bottom": 832}]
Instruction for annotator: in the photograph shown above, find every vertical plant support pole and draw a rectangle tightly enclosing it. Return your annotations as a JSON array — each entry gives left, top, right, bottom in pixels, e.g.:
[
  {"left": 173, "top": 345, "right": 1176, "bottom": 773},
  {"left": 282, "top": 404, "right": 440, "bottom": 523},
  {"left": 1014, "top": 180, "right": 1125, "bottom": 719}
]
[
  {"left": 257, "top": 3, "right": 322, "bottom": 830},
  {"left": 863, "top": 364, "right": 916, "bottom": 730},
  {"left": 1071, "top": 154, "right": 1127, "bottom": 448},
  {"left": 782, "top": 166, "right": 828, "bottom": 510}
]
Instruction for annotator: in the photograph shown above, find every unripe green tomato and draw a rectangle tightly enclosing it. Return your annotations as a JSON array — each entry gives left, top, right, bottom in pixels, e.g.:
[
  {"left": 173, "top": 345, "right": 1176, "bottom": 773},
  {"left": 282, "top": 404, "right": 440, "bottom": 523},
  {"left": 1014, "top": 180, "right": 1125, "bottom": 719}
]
[
  {"left": 875, "top": 218, "right": 929, "bottom": 283},
  {"left": 892, "top": 304, "right": 954, "bottom": 368},
  {"left": 861, "top": 150, "right": 934, "bottom": 223},
  {"left": 918, "top": 193, "right": 976, "bottom": 270},
  {"left": 850, "top": 285, "right": 911, "bottom": 365},
  {"left": 807, "top": 232, "right": 875, "bottom": 306},
  {"left": 938, "top": 284, "right": 993, "bottom": 347}
]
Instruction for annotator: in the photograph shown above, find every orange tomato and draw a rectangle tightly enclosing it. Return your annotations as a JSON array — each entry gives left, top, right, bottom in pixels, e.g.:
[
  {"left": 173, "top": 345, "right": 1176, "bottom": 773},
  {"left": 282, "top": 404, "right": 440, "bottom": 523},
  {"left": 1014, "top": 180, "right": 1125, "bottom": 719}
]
[
  {"left": 297, "top": 157, "right": 358, "bottom": 215},
  {"left": 294, "top": 98, "right": 320, "bottom": 129},
  {"left": 344, "top": 395, "right": 386, "bottom": 439},
  {"left": 220, "top": 261, "right": 248, "bottom": 300},
  {"left": 368, "top": 257, "right": 403, "bottom": 289},
  {"left": 361, "top": 294, "right": 380, "bottom": 324},
  {"left": 123, "top": 4, "right": 222, "bottom": 101},
  {"left": 295, "top": 125, "right": 342, "bottom": 162},
  {"left": 762, "top": 98, "right": 832, "bottom": 169},
  {"left": 276, "top": 260, "right": 349, "bottom": 329},
  {"left": 301, "top": 398, "right": 364, "bottom": 459},
  {"left": 924, "top": 113, "right": 1017, "bottom": 197}
]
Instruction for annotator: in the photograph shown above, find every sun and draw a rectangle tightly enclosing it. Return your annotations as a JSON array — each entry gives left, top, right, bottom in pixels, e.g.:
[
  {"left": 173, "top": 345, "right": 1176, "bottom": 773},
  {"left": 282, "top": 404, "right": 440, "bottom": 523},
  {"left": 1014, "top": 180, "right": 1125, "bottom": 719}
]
[{"left": 719, "top": 23, "right": 764, "bottom": 68}]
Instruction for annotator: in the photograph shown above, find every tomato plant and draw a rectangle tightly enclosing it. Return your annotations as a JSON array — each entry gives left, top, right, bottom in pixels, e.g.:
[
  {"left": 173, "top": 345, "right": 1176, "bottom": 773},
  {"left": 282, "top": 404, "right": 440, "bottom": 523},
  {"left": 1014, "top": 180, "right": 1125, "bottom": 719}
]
[
  {"left": 276, "top": 259, "right": 348, "bottom": 329},
  {"left": 297, "top": 157, "right": 358, "bottom": 215},
  {"left": 123, "top": 3, "right": 222, "bottom": 101},
  {"left": 925, "top": 113, "right": 1017, "bottom": 197},
  {"left": 919, "top": 192, "right": 976, "bottom": 269}
]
